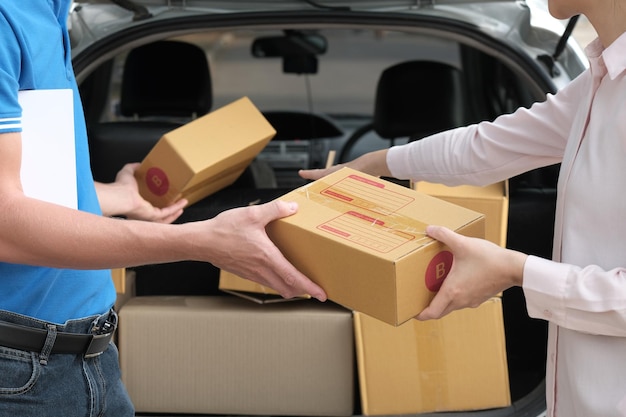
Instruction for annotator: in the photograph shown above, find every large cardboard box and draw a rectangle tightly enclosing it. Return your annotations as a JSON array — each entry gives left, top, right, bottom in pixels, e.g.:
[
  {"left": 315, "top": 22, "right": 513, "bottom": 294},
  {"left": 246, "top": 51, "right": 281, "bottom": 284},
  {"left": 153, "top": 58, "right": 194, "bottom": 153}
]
[
  {"left": 135, "top": 97, "right": 275, "bottom": 207},
  {"left": 265, "top": 167, "right": 485, "bottom": 326},
  {"left": 413, "top": 181, "right": 509, "bottom": 247},
  {"left": 118, "top": 296, "right": 354, "bottom": 416},
  {"left": 354, "top": 297, "right": 511, "bottom": 415}
]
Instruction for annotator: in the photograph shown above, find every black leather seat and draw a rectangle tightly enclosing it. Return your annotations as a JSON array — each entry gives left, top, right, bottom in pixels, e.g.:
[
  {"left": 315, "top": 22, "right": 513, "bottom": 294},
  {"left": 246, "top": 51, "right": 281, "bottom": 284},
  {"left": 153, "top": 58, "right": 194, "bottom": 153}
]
[
  {"left": 88, "top": 40, "right": 212, "bottom": 183},
  {"left": 339, "top": 60, "right": 466, "bottom": 163},
  {"left": 374, "top": 60, "right": 465, "bottom": 140}
]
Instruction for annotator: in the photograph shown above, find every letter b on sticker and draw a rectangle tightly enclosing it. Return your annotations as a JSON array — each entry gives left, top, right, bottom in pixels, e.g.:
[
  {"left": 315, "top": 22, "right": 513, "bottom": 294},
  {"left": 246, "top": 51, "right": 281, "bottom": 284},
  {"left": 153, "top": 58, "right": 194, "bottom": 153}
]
[
  {"left": 145, "top": 167, "right": 169, "bottom": 196},
  {"left": 425, "top": 251, "right": 453, "bottom": 292}
]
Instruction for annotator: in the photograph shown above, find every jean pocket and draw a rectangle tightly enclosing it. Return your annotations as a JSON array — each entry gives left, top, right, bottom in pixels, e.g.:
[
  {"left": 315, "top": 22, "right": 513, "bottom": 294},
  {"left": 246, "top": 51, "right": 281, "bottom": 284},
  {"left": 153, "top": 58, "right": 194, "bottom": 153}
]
[{"left": 0, "top": 346, "right": 40, "bottom": 395}]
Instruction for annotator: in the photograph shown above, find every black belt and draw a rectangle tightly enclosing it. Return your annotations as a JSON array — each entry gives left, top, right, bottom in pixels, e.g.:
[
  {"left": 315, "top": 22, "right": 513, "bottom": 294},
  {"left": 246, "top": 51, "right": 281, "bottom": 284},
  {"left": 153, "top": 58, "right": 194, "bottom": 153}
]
[{"left": 0, "top": 314, "right": 116, "bottom": 358}]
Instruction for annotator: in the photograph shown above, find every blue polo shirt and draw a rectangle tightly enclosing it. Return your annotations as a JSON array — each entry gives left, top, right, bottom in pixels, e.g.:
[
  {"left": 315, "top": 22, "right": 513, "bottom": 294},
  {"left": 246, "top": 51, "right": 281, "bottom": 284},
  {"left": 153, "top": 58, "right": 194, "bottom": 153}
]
[{"left": 0, "top": 1, "right": 116, "bottom": 323}]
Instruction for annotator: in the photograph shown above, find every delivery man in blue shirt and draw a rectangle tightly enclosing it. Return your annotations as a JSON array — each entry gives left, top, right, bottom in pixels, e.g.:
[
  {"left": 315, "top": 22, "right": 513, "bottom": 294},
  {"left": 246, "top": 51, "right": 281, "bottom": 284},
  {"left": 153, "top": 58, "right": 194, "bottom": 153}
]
[{"left": 0, "top": 2, "right": 326, "bottom": 416}]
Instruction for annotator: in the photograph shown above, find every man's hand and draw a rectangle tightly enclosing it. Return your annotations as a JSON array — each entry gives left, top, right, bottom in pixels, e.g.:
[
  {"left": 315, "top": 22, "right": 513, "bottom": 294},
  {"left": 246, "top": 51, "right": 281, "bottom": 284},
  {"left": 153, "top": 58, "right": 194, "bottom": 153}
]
[
  {"left": 95, "top": 163, "right": 187, "bottom": 223},
  {"left": 417, "top": 225, "right": 527, "bottom": 320},
  {"left": 97, "top": 165, "right": 327, "bottom": 301},
  {"left": 199, "top": 200, "right": 327, "bottom": 302}
]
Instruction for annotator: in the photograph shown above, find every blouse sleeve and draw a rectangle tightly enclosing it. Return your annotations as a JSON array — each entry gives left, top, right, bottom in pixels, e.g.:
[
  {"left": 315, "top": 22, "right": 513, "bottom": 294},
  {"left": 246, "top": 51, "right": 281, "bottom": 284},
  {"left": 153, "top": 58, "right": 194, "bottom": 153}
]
[
  {"left": 386, "top": 70, "right": 591, "bottom": 186},
  {"left": 523, "top": 255, "right": 626, "bottom": 337}
]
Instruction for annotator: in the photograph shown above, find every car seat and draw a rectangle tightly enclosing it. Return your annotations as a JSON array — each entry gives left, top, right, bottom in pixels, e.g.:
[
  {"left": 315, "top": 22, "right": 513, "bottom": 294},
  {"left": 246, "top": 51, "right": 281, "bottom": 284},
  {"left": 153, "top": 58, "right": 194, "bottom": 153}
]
[
  {"left": 338, "top": 60, "right": 466, "bottom": 163},
  {"left": 87, "top": 40, "right": 226, "bottom": 296},
  {"left": 88, "top": 40, "right": 212, "bottom": 184}
]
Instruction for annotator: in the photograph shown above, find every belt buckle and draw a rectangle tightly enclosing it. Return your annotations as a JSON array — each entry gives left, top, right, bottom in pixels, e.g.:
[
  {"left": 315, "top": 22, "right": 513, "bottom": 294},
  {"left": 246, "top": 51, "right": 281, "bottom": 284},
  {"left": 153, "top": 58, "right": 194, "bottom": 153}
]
[
  {"left": 84, "top": 332, "right": 114, "bottom": 358},
  {"left": 84, "top": 311, "right": 117, "bottom": 358}
]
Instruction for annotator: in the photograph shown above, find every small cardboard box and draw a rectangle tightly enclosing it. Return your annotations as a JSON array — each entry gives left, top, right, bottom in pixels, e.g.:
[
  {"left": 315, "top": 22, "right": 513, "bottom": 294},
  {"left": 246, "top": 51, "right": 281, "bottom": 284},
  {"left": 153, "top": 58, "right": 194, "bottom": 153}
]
[
  {"left": 413, "top": 181, "right": 509, "bottom": 247},
  {"left": 354, "top": 297, "right": 511, "bottom": 415},
  {"left": 135, "top": 97, "right": 276, "bottom": 207},
  {"left": 265, "top": 167, "right": 485, "bottom": 326},
  {"left": 218, "top": 269, "right": 309, "bottom": 303},
  {"left": 118, "top": 296, "right": 354, "bottom": 416}
]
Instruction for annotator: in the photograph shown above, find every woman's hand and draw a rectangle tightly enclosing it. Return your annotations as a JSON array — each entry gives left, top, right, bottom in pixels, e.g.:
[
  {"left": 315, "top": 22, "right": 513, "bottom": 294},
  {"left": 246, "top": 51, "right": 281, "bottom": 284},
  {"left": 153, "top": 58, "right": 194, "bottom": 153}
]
[{"left": 417, "top": 225, "right": 527, "bottom": 320}]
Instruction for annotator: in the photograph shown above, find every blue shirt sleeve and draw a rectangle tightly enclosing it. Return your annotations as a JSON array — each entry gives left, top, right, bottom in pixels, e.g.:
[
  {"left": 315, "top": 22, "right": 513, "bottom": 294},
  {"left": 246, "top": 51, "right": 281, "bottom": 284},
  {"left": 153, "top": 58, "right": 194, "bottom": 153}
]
[{"left": 0, "top": 9, "right": 23, "bottom": 133}]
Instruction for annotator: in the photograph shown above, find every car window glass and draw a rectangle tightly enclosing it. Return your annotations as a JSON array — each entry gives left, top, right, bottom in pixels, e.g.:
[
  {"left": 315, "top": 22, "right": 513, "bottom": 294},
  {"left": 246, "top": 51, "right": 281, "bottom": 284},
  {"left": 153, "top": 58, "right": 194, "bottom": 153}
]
[{"left": 100, "top": 29, "right": 462, "bottom": 122}]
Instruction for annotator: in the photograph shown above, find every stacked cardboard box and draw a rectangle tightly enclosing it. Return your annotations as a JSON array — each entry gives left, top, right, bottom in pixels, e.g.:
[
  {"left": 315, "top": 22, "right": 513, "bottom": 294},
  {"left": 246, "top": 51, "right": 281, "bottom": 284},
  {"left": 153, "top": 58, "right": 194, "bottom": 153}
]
[
  {"left": 216, "top": 170, "right": 511, "bottom": 414},
  {"left": 354, "top": 179, "right": 511, "bottom": 414},
  {"left": 413, "top": 181, "right": 509, "bottom": 247},
  {"left": 118, "top": 296, "right": 354, "bottom": 416},
  {"left": 354, "top": 298, "right": 511, "bottom": 414}
]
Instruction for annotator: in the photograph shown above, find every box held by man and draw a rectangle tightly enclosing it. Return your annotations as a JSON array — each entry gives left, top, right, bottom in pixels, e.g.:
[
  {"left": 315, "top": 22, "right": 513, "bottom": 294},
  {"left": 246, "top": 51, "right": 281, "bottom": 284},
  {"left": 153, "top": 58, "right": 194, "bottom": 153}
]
[
  {"left": 135, "top": 96, "right": 275, "bottom": 207},
  {"left": 264, "top": 167, "right": 485, "bottom": 326}
]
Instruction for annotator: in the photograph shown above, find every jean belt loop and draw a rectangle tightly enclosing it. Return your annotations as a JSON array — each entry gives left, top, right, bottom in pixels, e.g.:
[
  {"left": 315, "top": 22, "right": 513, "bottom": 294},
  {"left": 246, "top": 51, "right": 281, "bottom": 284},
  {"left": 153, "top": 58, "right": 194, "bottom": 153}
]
[{"left": 39, "top": 324, "right": 57, "bottom": 366}]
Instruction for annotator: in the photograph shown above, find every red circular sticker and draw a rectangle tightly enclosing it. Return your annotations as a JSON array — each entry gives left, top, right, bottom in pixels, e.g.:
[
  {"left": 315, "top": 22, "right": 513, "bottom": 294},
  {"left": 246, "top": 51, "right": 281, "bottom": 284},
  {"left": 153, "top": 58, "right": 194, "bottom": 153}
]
[
  {"left": 425, "top": 250, "right": 454, "bottom": 292},
  {"left": 145, "top": 167, "right": 169, "bottom": 196}
]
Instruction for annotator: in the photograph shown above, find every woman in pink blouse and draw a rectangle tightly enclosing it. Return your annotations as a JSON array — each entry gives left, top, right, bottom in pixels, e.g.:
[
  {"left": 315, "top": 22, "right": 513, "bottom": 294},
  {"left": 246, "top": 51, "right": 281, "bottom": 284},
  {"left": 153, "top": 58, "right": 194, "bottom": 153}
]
[{"left": 301, "top": 1, "right": 626, "bottom": 416}]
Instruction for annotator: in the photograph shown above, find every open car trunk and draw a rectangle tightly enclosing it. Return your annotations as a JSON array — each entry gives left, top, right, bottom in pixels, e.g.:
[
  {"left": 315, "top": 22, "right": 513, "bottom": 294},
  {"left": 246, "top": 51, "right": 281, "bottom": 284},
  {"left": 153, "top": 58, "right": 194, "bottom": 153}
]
[{"left": 71, "top": 2, "right": 588, "bottom": 415}]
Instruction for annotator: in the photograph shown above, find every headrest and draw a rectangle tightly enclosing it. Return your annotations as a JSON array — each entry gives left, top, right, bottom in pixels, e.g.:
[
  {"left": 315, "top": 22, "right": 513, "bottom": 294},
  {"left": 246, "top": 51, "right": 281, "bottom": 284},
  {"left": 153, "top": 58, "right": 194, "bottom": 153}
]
[
  {"left": 373, "top": 60, "right": 465, "bottom": 140},
  {"left": 120, "top": 40, "right": 212, "bottom": 118}
]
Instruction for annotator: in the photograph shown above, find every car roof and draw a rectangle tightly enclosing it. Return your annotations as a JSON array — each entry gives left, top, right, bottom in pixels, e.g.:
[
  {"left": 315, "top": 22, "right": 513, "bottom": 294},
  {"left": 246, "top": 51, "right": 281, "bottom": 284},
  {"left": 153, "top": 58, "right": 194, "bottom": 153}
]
[
  {"left": 69, "top": 0, "right": 587, "bottom": 92},
  {"left": 69, "top": 0, "right": 539, "bottom": 39},
  {"left": 74, "top": 0, "right": 518, "bottom": 7}
]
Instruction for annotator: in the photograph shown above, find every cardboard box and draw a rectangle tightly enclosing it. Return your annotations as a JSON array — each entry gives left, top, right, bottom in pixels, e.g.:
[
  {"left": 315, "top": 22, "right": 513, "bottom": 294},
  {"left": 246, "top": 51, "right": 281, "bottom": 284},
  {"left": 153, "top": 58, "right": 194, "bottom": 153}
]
[
  {"left": 218, "top": 269, "right": 309, "bottom": 303},
  {"left": 111, "top": 268, "right": 126, "bottom": 293},
  {"left": 265, "top": 167, "right": 485, "bottom": 326},
  {"left": 135, "top": 97, "right": 276, "bottom": 207},
  {"left": 118, "top": 296, "right": 354, "bottom": 416},
  {"left": 413, "top": 181, "right": 509, "bottom": 247},
  {"left": 111, "top": 268, "right": 136, "bottom": 311},
  {"left": 354, "top": 297, "right": 510, "bottom": 415}
]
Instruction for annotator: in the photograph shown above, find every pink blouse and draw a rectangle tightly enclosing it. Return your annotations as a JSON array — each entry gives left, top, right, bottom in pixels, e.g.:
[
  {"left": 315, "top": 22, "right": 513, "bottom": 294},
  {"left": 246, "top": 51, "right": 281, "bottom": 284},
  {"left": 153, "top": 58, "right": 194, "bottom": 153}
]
[{"left": 387, "top": 34, "right": 626, "bottom": 417}]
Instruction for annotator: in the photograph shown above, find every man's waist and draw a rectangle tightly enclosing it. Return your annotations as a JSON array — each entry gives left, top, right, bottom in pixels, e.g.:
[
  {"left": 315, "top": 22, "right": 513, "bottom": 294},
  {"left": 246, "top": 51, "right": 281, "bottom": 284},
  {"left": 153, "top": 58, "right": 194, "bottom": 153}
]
[{"left": 0, "top": 309, "right": 117, "bottom": 358}]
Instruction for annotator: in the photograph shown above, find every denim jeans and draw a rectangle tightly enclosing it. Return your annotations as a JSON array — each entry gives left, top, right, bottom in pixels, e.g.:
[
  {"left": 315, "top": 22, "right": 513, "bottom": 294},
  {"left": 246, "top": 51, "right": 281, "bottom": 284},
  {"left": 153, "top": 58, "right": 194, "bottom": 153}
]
[{"left": 0, "top": 310, "right": 134, "bottom": 417}]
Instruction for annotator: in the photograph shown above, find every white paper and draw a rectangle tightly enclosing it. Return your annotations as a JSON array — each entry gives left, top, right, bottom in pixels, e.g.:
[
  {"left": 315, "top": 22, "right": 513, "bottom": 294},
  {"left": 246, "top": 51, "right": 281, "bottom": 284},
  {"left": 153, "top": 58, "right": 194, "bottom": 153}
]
[{"left": 18, "top": 89, "right": 77, "bottom": 209}]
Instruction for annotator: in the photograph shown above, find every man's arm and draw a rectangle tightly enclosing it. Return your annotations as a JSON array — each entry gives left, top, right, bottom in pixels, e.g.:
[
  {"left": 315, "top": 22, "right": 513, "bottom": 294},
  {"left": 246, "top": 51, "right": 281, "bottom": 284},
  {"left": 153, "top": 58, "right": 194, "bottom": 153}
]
[{"left": 0, "top": 132, "right": 327, "bottom": 301}]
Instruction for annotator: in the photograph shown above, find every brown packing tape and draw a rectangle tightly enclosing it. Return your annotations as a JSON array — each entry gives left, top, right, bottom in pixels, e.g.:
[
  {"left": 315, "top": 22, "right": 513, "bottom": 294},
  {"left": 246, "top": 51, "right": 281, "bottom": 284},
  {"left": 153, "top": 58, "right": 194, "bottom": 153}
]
[
  {"left": 414, "top": 318, "right": 449, "bottom": 410},
  {"left": 296, "top": 174, "right": 433, "bottom": 252}
]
